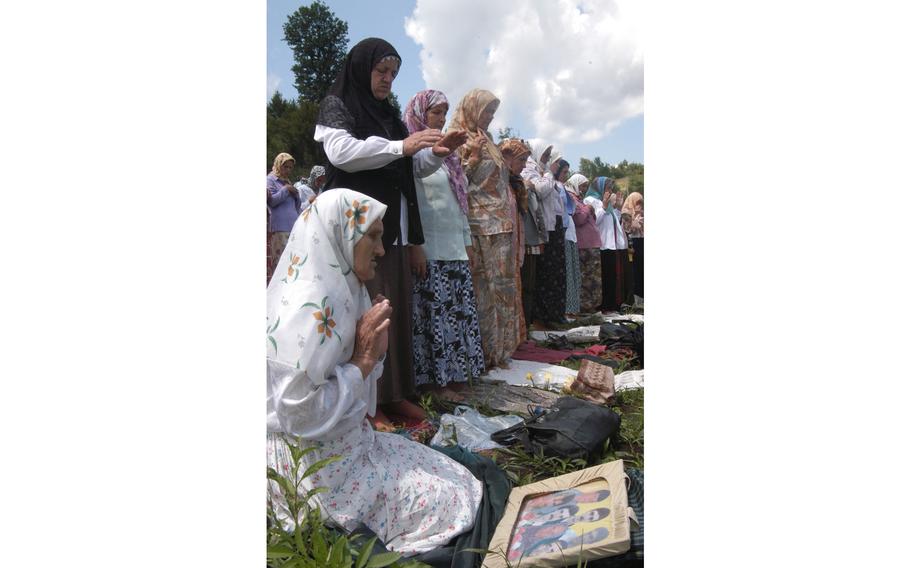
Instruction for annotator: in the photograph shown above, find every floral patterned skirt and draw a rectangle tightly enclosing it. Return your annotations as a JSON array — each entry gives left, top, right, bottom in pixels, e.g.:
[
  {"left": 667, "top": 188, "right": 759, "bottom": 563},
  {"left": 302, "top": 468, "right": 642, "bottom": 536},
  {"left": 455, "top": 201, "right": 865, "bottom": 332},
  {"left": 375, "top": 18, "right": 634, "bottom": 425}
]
[
  {"left": 411, "top": 260, "right": 485, "bottom": 387},
  {"left": 565, "top": 240, "right": 581, "bottom": 314},
  {"left": 267, "top": 425, "right": 482, "bottom": 556},
  {"left": 470, "top": 232, "right": 523, "bottom": 368},
  {"left": 578, "top": 247, "right": 602, "bottom": 313}
]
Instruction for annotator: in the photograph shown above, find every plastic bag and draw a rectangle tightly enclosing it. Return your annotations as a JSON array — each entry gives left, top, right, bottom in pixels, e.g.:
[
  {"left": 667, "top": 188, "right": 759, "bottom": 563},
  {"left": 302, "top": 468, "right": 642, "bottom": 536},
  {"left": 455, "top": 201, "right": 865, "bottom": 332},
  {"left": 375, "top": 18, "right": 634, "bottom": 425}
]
[{"left": 429, "top": 406, "right": 524, "bottom": 451}]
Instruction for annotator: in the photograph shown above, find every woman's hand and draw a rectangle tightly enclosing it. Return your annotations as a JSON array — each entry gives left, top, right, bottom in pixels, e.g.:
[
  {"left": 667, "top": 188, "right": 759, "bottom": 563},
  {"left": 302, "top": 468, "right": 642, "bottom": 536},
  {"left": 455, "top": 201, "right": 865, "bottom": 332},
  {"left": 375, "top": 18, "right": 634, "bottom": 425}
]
[
  {"left": 409, "top": 244, "right": 427, "bottom": 280},
  {"left": 432, "top": 129, "right": 468, "bottom": 157},
  {"left": 286, "top": 184, "right": 299, "bottom": 197},
  {"left": 464, "top": 134, "right": 486, "bottom": 165},
  {"left": 351, "top": 299, "right": 392, "bottom": 378},
  {"left": 403, "top": 129, "right": 444, "bottom": 157}
]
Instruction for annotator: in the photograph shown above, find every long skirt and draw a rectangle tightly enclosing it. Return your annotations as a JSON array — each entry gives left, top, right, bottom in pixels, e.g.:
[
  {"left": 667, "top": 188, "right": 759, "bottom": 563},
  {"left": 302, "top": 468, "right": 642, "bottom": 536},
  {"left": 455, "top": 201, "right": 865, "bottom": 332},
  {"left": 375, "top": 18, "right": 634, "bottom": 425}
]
[
  {"left": 565, "top": 240, "right": 581, "bottom": 315},
  {"left": 521, "top": 252, "right": 540, "bottom": 327},
  {"left": 267, "top": 231, "right": 290, "bottom": 284},
  {"left": 268, "top": 424, "right": 482, "bottom": 556},
  {"left": 411, "top": 260, "right": 485, "bottom": 387},
  {"left": 533, "top": 219, "right": 567, "bottom": 324},
  {"left": 578, "top": 247, "right": 602, "bottom": 313},
  {"left": 600, "top": 248, "right": 634, "bottom": 311},
  {"left": 470, "top": 232, "right": 523, "bottom": 368},
  {"left": 630, "top": 236, "right": 644, "bottom": 298},
  {"left": 364, "top": 244, "right": 415, "bottom": 405}
]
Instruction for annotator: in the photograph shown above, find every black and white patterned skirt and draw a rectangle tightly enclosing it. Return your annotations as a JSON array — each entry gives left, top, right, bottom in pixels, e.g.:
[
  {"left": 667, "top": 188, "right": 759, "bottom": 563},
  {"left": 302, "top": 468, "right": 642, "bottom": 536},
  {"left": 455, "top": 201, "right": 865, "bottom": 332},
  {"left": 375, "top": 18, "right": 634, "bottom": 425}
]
[{"left": 411, "top": 260, "right": 485, "bottom": 387}]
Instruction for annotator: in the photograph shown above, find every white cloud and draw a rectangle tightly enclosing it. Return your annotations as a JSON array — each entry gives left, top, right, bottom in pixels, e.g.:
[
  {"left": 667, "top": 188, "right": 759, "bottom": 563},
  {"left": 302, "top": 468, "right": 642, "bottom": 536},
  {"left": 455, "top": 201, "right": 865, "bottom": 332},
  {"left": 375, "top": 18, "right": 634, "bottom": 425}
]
[
  {"left": 267, "top": 73, "right": 282, "bottom": 99},
  {"left": 405, "top": 0, "right": 642, "bottom": 146}
]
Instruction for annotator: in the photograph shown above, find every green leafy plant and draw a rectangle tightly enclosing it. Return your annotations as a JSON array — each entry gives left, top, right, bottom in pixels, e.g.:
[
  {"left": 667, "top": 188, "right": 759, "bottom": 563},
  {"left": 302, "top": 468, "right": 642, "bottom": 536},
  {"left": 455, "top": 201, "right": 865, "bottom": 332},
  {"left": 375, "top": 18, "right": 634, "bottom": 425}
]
[
  {"left": 267, "top": 436, "right": 428, "bottom": 567},
  {"left": 493, "top": 446, "right": 589, "bottom": 486}
]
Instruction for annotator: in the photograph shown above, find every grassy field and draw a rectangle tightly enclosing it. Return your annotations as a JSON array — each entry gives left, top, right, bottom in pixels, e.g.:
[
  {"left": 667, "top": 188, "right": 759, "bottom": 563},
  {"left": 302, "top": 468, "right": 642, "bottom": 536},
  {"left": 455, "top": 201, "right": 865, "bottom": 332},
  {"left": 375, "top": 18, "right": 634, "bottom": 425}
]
[{"left": 268, "top": 336, "right": 644, "bottom": 567}]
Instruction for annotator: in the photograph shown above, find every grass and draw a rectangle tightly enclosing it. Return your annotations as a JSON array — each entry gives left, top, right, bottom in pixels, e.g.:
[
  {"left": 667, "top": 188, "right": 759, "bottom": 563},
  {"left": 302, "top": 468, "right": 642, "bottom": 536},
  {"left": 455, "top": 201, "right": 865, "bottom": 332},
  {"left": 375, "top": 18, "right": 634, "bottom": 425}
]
[{"left": 269, "top": 336, "right": 644, "bottom": 566}]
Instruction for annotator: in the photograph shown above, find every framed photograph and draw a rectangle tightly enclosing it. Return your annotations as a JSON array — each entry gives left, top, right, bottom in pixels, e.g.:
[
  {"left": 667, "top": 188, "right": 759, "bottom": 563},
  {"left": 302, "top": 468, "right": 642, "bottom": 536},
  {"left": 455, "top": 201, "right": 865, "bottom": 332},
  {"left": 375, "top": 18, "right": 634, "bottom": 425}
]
[{"left": 484, "top": 460, "right": 635, "bottom": 567}]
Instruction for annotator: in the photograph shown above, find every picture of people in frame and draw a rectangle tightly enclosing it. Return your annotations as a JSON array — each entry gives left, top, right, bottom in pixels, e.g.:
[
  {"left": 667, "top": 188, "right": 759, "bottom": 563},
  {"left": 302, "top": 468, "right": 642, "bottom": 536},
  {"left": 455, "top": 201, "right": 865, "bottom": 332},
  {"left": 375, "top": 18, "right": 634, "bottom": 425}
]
[{"left": 507, "top": 480, "right": 614, "bottom": 562}]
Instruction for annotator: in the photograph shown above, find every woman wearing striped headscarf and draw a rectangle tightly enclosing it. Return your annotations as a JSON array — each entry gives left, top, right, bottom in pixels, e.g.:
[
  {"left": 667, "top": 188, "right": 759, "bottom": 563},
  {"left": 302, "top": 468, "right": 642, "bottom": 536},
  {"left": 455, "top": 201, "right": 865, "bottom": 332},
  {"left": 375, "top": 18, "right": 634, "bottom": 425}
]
[{"left": 403, "top": 89, "right": 484, "bottom": 394}]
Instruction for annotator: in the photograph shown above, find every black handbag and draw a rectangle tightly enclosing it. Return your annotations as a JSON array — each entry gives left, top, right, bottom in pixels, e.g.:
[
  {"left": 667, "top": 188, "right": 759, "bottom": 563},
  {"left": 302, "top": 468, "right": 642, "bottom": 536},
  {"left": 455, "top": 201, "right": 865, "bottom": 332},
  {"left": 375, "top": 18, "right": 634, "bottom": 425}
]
[
  {"left": 599, "top": 320, "right": 643, "bottom": 361},
  {"left": 491, "top": 396, "right": 620, "bottom": 463}
]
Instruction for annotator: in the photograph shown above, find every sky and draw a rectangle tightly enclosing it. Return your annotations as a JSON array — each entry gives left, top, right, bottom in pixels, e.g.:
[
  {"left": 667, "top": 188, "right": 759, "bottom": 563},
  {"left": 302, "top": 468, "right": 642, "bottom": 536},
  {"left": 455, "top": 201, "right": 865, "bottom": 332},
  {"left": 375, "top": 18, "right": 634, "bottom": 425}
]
[{"left": 267, "top": 0, "right": 643, "bottom": 168}]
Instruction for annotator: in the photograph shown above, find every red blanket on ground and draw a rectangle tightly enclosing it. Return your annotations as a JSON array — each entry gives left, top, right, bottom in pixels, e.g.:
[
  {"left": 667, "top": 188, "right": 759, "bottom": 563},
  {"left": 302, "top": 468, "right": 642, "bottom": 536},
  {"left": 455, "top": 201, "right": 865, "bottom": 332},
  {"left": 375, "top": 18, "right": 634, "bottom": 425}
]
[{"left": 511, "top": 341, "right": 608, "bottom": 364}]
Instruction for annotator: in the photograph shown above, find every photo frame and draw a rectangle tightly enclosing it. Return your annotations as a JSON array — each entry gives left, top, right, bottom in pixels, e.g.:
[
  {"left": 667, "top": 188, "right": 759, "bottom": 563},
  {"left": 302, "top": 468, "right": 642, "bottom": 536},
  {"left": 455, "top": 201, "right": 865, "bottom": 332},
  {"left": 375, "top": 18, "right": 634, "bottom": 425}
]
[{"left": 483, "top": 460, "right": 635, "bottom": 567}]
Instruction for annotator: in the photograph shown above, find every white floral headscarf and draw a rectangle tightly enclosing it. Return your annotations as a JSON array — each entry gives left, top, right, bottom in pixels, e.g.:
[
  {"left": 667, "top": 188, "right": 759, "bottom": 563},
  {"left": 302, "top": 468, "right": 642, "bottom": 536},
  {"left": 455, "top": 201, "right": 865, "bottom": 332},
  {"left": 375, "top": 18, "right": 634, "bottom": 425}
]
[
  {"left": 266, "top": 188, "right": 387, "bottom": 385},
  {"left": 565, "top": 173, "right": 589, "bottom": 197}
]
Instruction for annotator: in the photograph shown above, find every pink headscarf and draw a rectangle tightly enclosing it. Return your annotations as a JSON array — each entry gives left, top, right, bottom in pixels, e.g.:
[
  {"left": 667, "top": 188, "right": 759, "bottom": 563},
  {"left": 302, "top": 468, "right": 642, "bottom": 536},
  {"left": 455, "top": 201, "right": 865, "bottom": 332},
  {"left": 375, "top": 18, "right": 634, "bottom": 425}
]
[{"left": 403, "top": 89, "right": 469, "bottom": 214}]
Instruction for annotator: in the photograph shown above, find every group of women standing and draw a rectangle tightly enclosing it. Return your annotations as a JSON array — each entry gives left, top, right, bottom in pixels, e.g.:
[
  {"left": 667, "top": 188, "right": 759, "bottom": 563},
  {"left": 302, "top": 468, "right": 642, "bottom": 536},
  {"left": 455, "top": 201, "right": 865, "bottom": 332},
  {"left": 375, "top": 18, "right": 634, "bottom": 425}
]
[{"left": 265, "top": 37, "right": 644, "bottom": 557}]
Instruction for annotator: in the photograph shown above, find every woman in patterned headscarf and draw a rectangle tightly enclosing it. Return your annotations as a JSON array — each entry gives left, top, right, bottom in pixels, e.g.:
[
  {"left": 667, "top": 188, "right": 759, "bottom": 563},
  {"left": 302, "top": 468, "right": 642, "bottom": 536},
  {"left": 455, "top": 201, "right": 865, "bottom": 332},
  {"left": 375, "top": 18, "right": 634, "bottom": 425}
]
[
  {"left": 449, "top": 88, "right": 523, "bottom": 369},
  {"left": 622, "top": 191, "right": 644, "bottom": 298},
  {"left": 403, "top": 89, "right": 484, "bottom": 395},
  {"left": 266, "top": 152, "right": 300, "bottom": 282},
  {"left": 313, "top": 38, "right": 465, "bottom": 427},
  {"left": 500, "top": 139, "right": 545, "bottom": 328},
  {"left": 266, "top": 188, "right": 482, "bottom": 556}
]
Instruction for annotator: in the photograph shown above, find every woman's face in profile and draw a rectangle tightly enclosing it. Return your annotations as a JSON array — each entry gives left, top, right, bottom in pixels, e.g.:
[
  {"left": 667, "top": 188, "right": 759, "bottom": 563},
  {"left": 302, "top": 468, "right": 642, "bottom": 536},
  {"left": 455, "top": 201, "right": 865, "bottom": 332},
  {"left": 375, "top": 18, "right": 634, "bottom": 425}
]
[{"left": 353, "top": 219, "right": 385, "bottom": 282}]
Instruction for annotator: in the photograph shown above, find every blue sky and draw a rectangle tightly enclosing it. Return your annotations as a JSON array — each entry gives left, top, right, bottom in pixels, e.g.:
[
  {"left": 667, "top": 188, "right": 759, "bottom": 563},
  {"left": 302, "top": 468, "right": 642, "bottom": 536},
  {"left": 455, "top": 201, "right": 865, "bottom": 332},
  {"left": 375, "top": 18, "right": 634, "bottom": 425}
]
[{"left": 267, "top": 0, "right": 643, "bottom": 168}]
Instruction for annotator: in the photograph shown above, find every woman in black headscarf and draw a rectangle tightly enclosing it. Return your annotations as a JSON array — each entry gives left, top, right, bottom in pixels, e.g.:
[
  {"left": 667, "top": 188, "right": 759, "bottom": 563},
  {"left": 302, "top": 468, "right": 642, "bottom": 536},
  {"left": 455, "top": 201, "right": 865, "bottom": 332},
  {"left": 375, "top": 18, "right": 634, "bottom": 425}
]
[{"left": 314, "top": 37, "right": 464, "bottom": 429}]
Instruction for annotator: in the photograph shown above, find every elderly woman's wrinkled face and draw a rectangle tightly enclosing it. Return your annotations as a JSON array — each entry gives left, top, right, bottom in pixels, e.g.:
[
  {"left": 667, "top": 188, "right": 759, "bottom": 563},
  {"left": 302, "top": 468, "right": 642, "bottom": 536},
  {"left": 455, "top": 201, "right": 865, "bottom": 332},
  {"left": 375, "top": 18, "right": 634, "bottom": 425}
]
[
  {"left": 425, "top": 103, "right": 448, "bottom": 130},
  {"left": 314, "top": 175, "right": 326, "bottom": 191},
  {"left": 279, "top": 160, "right": 294, "bottom": 178},
  {"left": 478, "top": 101, "right": 498, "bottom": 131},
  {"left": 353, "top": 219, "right": 385, "bottom": 282},
  {"left": 370, "top": 59, "right": 399, "bottom": 100},
  {"left": 579, "top": 181, "right": 590, "bottom": 195}
]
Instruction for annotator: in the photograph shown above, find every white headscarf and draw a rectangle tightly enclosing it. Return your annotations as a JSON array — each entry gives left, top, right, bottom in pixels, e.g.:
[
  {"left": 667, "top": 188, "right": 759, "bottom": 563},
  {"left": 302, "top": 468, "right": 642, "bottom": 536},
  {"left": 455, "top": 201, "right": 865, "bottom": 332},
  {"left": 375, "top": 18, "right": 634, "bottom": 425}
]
[
  {"left": 529, "top": 140, "right": 553, "bottom": 166},
  {"left": 565, "top": 173, "right": 589, "bottom": 197},
  {"left": 266, "top": 188, "right": 388, "bottom": 385}
]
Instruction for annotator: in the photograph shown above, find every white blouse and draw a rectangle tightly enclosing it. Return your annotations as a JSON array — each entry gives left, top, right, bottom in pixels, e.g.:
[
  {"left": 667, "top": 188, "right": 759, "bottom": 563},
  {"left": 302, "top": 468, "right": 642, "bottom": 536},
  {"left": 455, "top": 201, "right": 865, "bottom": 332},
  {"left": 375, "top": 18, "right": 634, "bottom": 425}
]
[
  {"left": 315, "top": 125, "right": 444, "bottom": 245},
  {"left": 267, "top": 357, "right": 382, "bottom": 440},
  {"left": 584, "top": 197, "right": 628, "bottom": 251}
]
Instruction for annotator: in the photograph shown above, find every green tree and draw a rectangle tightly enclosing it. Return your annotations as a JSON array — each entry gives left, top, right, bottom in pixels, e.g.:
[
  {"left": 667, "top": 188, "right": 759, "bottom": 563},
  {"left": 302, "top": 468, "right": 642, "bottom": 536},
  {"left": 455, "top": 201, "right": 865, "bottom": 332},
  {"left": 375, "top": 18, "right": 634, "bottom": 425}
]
[
  {"left": 497, "top": 126, "right": 520, "bottom": 141},
  {"left": 266, "top": 93, "right": 326, "bottom": 179},
  {"left": 578, "top": 156, "right": 645, "bottom": 195},
  {"left": 283, "top": 1, "right": 349, "bottom": 103},
  {"left": 387, "top": 91, "right": 402, "bottom": 117}
]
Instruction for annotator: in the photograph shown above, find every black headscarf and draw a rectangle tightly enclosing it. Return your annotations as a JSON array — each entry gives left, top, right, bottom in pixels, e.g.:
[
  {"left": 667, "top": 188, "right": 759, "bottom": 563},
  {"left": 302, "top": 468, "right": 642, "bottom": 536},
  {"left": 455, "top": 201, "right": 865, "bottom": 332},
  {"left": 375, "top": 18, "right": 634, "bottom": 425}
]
[{"left": 316, "top": 37, "right": 422, "bottom": 248}]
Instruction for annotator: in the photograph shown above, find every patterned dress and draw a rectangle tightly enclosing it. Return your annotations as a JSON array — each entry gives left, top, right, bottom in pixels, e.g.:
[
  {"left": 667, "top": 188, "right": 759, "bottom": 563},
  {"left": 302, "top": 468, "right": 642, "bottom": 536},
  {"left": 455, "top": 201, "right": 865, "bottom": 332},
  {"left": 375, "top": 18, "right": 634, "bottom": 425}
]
[
  {"left": 461, "top": 151, "right": 522, "bottom": 368},
  {"left": 267, "top": 418, "right": 482, "bottom": 556}
]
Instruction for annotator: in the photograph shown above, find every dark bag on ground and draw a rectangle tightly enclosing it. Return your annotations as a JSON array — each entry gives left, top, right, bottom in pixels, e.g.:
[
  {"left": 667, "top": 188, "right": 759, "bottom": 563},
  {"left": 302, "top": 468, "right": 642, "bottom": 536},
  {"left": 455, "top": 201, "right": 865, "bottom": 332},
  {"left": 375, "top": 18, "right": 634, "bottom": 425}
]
[
  {"left": 599, "top": 320, "right": 643, "bottom": 362},
  {"left": 490, "top": 396, "right": 620, "bottom": 463}
]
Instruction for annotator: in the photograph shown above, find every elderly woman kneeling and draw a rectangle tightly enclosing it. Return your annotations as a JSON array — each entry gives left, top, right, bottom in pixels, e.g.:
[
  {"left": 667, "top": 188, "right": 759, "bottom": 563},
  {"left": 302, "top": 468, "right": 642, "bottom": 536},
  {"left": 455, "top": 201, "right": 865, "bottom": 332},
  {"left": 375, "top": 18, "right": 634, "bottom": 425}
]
[{"left": 266, "top": 189, "right": 482, "bottom": 555}]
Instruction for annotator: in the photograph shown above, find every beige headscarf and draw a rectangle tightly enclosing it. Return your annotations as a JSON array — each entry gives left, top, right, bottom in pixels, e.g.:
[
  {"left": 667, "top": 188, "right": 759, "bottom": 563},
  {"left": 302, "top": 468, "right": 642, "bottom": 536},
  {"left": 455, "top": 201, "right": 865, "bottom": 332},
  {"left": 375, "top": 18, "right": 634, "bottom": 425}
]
[
  {"left": 622, "top": 192, "right": 643, "bottom": 217},
  {"left": 565, "top": 173, "right": 589, "bottom": 197},
  {"left": 450, "top": 88, "right": 504, "bottom": 166},
  {"left": 271, "top": 153, "right": 296, "bottom": 182}
]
